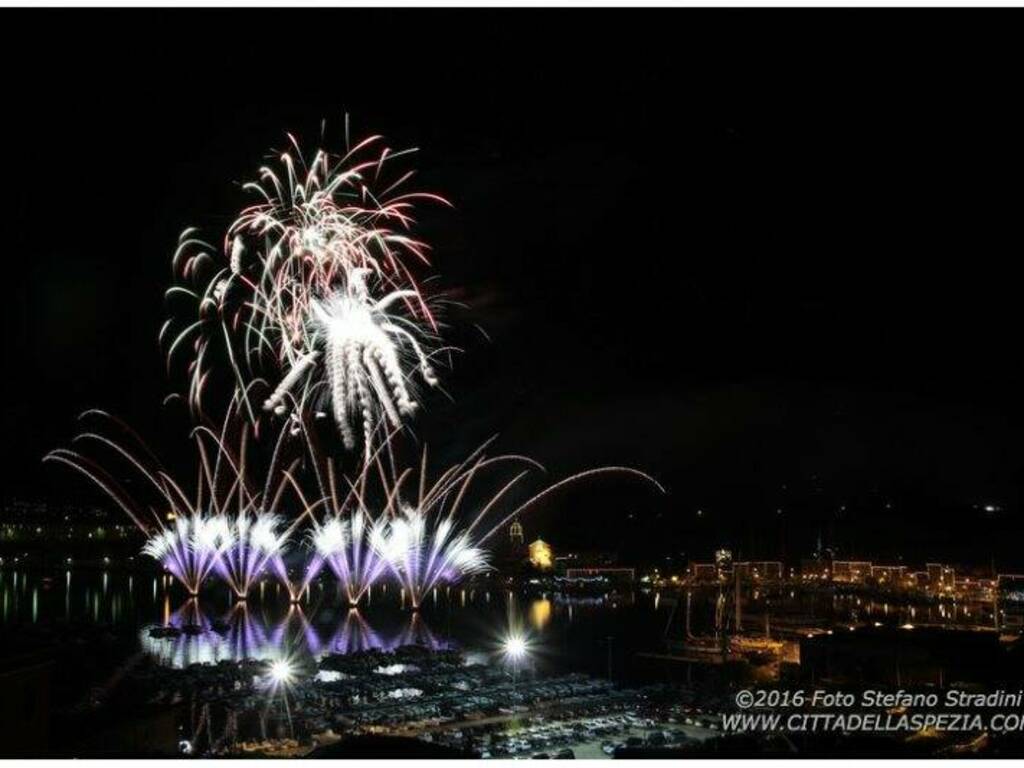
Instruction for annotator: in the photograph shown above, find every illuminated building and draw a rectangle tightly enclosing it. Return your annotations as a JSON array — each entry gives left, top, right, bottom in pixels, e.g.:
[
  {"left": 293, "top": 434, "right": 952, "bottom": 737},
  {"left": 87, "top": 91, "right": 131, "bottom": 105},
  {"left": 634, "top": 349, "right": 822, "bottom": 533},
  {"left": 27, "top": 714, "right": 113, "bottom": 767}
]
[
  {"left": 996, "top": 574, "right": 1024, "bottom": 603},
  {"left": 926, "top": 563, "right": 956, "bottom": 595},
  {"left": 564, "top": 567, "right": 635, "bottom": 583},
  {"left": 509, "top": 517, "right": 524, "bottom": 549},
  {"left": 832, "top": 561, "right": 871, "bottom": 584},
  {"left": 957, "top": 575, "right": 997, "bottom": 601},
  {"left": 528, "top": 538, "right": 553, "bottom": 571},
  {"left": 870, "top": 565, "right": 906, "bottom": 585},
  {"left": 734, "top": 561, "right": 783, "bottom": 582},
  {"left": 800, "top": 558, "right": 831, "bottom": 581},
  {"left": 908, "top": 571, "right": 929, "bottom": 589},
  {"left": 714, "top": 548, "right": 733, "bottom": 578},
  {"left": 687, "top": 562, "right": 720, "bottom": 584}
]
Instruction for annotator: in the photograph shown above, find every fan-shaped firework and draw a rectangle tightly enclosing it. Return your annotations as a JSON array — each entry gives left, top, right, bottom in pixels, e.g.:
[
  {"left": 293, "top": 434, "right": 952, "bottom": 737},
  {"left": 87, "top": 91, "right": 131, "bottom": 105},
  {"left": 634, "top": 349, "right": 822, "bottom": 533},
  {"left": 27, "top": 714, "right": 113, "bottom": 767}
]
[
  {"left": 44, "top": 405, "right": 310, "bottom": 597},
  {"left": 383, "top": 505, "right": 490, "bottom": 609},
  {"left": 305, "top": 512, "right": 394, "bottom": 606},
  {"left": 46, "top": 402, "right": 663, "bottom": 606},
  {"left": 300, "top": 432, "right": 664, "bottom": 609},
  {"left": 140, "top": 514, "right": 224, "bottom": 595},
  {"left": 212, "top": 512, "right": 293, "bottom": 600},
  {"left": 162, "top": 131, "right": 447, "bottom": 456}
]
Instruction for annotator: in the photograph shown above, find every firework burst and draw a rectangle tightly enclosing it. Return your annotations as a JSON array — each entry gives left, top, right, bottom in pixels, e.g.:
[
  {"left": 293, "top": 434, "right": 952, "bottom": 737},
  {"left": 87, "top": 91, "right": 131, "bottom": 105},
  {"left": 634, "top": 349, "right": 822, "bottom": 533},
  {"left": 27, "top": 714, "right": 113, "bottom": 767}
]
[
  {"left": 305, "top": 512, "right": 394, "bottom": 606},
  {"left": 162, "top": 130, "right": 448, "bottom": 456},
  {"left": 298, "top": 431, "right": 664, "bottom": 610},
  {"left": 44, "top": 403, "right": 312, "bottom": 597},
  {"left": 140, "top": 514, "right": 224, "bottom": 595},
  {"left": 379, "top": 452, "right": 663, "bottom": 609},
  {"left": 383, "top": 505, "right": 490, "bottom": 610},
  {"left": 213, "top": 511, "right": 293, "bottom": 600}
]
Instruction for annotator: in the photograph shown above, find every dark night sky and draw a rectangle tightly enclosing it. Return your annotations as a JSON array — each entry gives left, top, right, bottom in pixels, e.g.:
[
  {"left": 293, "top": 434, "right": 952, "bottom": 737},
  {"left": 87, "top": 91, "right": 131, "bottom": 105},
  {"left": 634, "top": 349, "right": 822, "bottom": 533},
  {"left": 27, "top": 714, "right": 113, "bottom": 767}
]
[{"left": 3, "top": 10, "right": 1021, "bottom": 569}]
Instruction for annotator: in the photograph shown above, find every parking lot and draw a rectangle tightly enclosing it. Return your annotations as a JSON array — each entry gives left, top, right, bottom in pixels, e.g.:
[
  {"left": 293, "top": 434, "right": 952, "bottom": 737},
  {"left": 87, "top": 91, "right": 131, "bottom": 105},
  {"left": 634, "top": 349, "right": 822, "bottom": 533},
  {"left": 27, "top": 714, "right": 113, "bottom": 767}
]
[{"left": 428, "top": 702, "right": 723, "bottom": 758}]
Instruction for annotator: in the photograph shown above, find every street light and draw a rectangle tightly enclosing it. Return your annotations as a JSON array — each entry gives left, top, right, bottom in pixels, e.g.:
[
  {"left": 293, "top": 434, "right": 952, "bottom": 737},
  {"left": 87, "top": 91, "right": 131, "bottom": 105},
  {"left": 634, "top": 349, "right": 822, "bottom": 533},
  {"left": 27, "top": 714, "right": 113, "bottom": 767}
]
[
  {"left": 267, "top": 659, "right": 295, "bottom": 688},
  {"left": 263, "top": 658, "right": 298, "bottom": 741},
  {"left": 504, "top": 634, "right": 528, "bottom": 662},
  {"left": 502, "top": 632, "right": 531, "bottom": 702}
]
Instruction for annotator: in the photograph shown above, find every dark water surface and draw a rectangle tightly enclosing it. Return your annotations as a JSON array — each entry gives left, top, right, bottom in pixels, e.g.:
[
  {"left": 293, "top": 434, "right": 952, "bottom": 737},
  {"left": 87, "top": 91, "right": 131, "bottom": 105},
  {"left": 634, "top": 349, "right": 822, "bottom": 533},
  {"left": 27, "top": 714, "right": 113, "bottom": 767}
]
[
  {"left": 1, "top": 568, "right": 996, "bottom": 680},
  {"left": 0, "top": 569, "right": 674, "bottom": 681}
]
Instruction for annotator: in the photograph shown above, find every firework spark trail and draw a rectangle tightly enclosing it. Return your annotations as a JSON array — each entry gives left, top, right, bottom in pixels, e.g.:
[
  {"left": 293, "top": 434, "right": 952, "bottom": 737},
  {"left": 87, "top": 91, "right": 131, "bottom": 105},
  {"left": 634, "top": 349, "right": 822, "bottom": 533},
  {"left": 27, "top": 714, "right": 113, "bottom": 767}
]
[
  {"left": 162, "top": 132, "right": 448, "bottom": 455},
  {"left": 212, "top": 512, "right": 293, "bottom": 600},
  {"left": 306, "top": 512, "right": 395, "bottom": 606},
  {"left": 383, "top": 506, "right": 490, "bottom": 610},
  {"left": 297, "top": 428, "right": 408, "bottom": 605},
  {"left": 47, "top": 403, "right": 662, "bottom": 605},
  {"left": 263, "top": 350, "right": 319, "bottom": 414},
  {"left": 382, "top": 457, "right": 662, "bottom": 609},
  {"left": 43, "top": 409, "right": 220, "bottom": 594},
  {"left": 43, "top": 399, "right": 312, "bottom": 598},
  {"left": 308, "top": 270, "right": 439, "bottom": 453},
  {"left": 295, "top": 430, "right": 663, "bottom": 610},
  {"left": 141, "top": 515, "right": 225, "bottom": 595}
]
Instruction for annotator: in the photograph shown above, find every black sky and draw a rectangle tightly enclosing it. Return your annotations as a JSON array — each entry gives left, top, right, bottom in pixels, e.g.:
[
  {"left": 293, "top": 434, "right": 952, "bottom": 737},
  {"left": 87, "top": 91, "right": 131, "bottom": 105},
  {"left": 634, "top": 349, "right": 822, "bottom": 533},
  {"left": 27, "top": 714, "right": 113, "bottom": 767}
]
[{"left": 3, "top": 9, "right": 1021, "bottom": 568}]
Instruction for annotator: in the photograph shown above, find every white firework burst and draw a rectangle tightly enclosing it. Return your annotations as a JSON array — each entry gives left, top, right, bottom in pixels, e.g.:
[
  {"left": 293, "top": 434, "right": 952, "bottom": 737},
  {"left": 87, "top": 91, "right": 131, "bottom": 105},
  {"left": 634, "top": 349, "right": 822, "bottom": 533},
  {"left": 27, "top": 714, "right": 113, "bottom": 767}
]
[{"left": 162, "top": 130, "right": 448, "bottom": 455}]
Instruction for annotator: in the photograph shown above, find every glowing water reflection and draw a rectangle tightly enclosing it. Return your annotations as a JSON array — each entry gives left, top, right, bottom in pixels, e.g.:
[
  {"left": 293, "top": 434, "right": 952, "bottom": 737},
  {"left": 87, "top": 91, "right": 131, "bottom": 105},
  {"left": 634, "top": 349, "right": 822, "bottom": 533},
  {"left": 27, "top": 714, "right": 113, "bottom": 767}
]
[
  {"left": 324, "top": 608, "right": 383, "bottom": 655},
  {"left": 530, "top": 598, "right": 552, "bottom": 630},
  {"left": 141, "top": 600, "right": 452, "bottom": 669}
]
